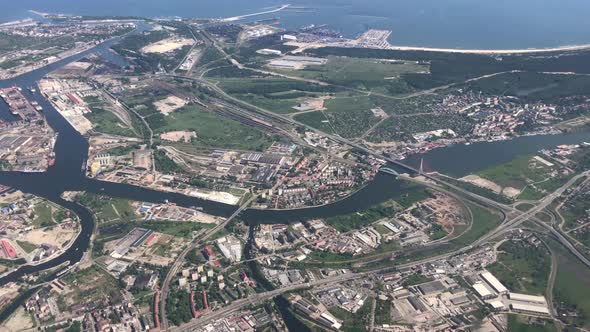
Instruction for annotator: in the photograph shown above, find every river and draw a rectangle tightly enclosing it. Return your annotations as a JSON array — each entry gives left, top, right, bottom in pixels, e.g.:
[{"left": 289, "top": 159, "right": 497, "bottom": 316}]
[{"left": 0, "top": 20, "right": 589, "bottom": 322}]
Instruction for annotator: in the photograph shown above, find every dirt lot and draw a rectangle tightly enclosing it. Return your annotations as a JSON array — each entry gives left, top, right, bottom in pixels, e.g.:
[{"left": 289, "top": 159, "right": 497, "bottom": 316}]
[
  {"left": 292, "top": 96, "right": 329, "bottom": 112},
  {"left": 160, "top": 130, "right": 197, "bottom": 142},
  {"left": 21, "top": 225, "right": 77, "bottom": 248},
  {"left": 460, "top": 174, "right": 502, "bottom": 193},
  {"left": 1, "top": 307, "right": 35, "bottom": 332},
  {"left": 153, "top": 95, "right": 188, "bottom": 115},
  {"left": 141, "top": 37, "right": 193, "bottom": 54}
]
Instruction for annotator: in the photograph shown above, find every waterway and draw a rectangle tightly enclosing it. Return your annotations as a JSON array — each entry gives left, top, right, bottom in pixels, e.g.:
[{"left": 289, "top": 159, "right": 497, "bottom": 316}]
[
  {"left": 0, "top": 18, "right": 589, "bottom": 322},
  {"left": 3, "top": 0, "right": 590, "bottom": 49}
]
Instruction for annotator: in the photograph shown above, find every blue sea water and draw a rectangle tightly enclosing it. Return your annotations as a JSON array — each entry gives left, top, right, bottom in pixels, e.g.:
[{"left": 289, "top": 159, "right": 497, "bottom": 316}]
[{"left": 2, "top": 0, "right": 590, "bottom": 49}]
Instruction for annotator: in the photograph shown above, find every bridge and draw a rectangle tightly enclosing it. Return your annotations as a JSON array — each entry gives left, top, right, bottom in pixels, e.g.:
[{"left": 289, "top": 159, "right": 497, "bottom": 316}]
[{"left": 379, "top": 167, "right": 400, "bottom": 176}]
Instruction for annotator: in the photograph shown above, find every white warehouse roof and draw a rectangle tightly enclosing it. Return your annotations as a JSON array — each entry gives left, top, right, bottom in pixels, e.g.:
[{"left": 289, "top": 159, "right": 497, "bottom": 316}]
[
  {"left": 480, "top": 271, "right": 508, "bottom": 293},
  {"left": 510, "top": 302, "right": 550, "bottom": 315},
  {"left": 472, "top": 282, "right": 493, "bottom": 298},
  {"left": 488, "top": 300, "right": 505, "bottom": 309},
  {"left": 509, "top": 293, "right": 547, "bottom": 305}
]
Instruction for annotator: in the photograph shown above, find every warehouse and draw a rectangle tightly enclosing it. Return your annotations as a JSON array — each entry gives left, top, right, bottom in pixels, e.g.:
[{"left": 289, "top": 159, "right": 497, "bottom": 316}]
[
  {"left": 480, "top": 271, "right": 508, "bottom": 294},
  {"left": 508, "top": 293, "right": 547, "bottom": 305},
  {"left": 510, "top": 302, "right": 550, "bottom": 315},
  {"left": 472, "top": 282, "right": 494, "bottom": 299},
  {"left": 488, "top": 300, "right": 505, "bottom": 311},
  {"left": 417, "top": 280, "right": 446, "bottom": 295}
]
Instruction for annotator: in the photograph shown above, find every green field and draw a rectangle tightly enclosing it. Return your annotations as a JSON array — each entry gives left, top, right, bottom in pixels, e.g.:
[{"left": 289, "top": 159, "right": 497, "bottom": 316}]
[
  {"left": 62, "top": 265, "right": 123, "bottom": 309},
  {"left": 152, "top": 104, "right": 274, "bottom": 151},
  {"left": 507, "top": 315, "right": 557, "bottom": 332},
  {"left": 403, "top": 273, "right": 434, "bottom": 286},
  {"left": 85, "top": 108, "right": 137, "bottom": 137},
  {"left": 276, "top": 56, "right": 426, "bottom": 95},
  {"left": 33, "top": 203, "right": 55, "bottom": 227},
  {"left": 487, "top": 240, "right": 550, "bottom": 295},
  {"left": 16, "top": 240, "right": 37, "bottom": 253},
  {"left": 294, "top": 111, "right": 335, "bottom": 134},
  {"left": 475, "top": 154, "right": 570, "bottom": 201},
  {"left": 321, "top": 96, "right": 381, "bottom": 138},
  {"left": 374, "top": 299, "right": 392, "bottom": 325},
  {"left": 548, "top": 236, "right": 590, "bottom": 328},
  {"left": 323, "top": 184, "right": 431, "bottom": 232},
  {"left": 234, "top": 92, "right": 303, "bottom": 114},
  {"left": 77, "top": 194, "right": 137, "bottom": 224},
  {"left": 451, "top": 203, "right": 502, "bottom": 247},
  {"left": 330, "top": 301, "right": 371, "bottom": 332}
]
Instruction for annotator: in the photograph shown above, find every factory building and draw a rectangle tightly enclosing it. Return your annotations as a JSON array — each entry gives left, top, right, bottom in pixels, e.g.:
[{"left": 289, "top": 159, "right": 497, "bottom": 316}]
[
  {"left": 472, "top": 282, "right": 494, "bottom": 300},
  {"left": 480, "top": 271, "right": 508, "bottom": 294}
]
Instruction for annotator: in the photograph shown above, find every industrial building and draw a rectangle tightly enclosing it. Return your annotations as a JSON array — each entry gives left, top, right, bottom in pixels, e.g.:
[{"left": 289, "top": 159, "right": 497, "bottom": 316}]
[
  {"left": 268, "top": 56, "right": 327, "bottom": 70},
  {"left": 256, "top": 48, "right": 282, "bottom": 56},
  {"left": 508, "top": 293, "right": 547, "bottom": 305},
  {"left": 480, "top": 271, "right": 508, "bottom": 294},
  {"left": 216, "top": 235, "right": 242, "bottom": 262},
  {"left": 472, "top": 282, "right": 494, "bottom": 299},
  {"left": 510, "top": 302, "right": 550, "bottom": 315}
]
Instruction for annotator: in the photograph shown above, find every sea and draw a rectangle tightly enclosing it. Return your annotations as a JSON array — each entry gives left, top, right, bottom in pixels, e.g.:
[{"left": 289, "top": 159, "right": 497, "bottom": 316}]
[{"left": 2, "top": 0, "right": 590, "bottom": 50}]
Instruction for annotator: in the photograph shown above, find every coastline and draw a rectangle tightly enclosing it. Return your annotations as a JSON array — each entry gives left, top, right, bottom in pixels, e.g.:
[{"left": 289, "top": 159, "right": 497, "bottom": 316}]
[{"left": 386, "top": 43, "right": 590, "bottom": 55}]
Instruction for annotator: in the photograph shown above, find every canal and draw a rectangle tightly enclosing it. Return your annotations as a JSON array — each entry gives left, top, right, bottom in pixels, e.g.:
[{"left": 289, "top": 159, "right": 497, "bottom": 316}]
[{"left": 0, "top": 21, "right": 589, "bottom": 321}]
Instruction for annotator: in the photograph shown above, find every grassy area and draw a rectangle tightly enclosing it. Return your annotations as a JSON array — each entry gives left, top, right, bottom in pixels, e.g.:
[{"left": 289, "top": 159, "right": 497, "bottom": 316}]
[
  {"left": 324, "top": 184, "right": 431, "bottom": 232},
  {"left": 403, "top": 273, "right": 434, "bottom": 287},
  {"left": 306, "top": 47, "right": 590, "bottom": 92},
  {"left": 428, "top": 223, "right": 449, "bottom": 240},
  {"left": 487, "top": 240, "right": 550, "bottom": 295},
  {"left": 442, "top": 176, "right": 513, "bottom": 204},
  {"left": 233, "top": 92, "right": 302, "bottom": 114},
  {"left": 33, "top": 203, "right": 55, "bottom": 227},
  {"left": 77, "top": 194, "right": 137, "bottom": 224},
  {"left": 507, "top": 314, "right": 557, "bottom": 332},
  {"left": 277, "top": 56, "right": 425, "bottom": 95},
  {"left": 153, "top": 104, "right": 274, "bottom": 151},
  {"left": 478, "top": 155, "right": 549, "bottom": 188},
  {"left": 450, "top": 203, "right": 502, "bottom": 247},
  {"left": 84, "top": 107, "right": 137, "bottom": 137},
  {"left": 330, "top": 301, "right": 371, "bottom": 332},
  {"left": 547, "top": 236, "right": 590, "bottom": 328},
  {"left": 61, "top": 265, "right": 123, "bottom": 309},
  {"left": 475, "top": 154, "right": 570, "bottom": 200},
  {"left": 374, "top": 299, "right": 392, "bottom": 325},
  {"left": 294, "top": 111, "right": 335, "bottom": 134},
  {"left": 320, "top": 96, "right": 381, "bottom": 139},
  {"left": 142, "top": 220, "right": 212, "bottom": 238},
  {"left": 154, "top": 150, "right": 183, "bottom": 174},
  {"left": 16, "top": 240, "right": 37, "bottom": 253}
]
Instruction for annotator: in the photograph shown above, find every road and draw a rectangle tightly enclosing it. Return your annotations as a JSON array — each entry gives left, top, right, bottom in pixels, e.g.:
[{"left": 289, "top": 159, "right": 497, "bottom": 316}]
[
  {"left": 170, "top": 271, "right": 367, "bottom": 331},
  {"left": 160, "top": 31, "right": 590, "bottom": 330},
  {"left": 159, "top": 193, "right": 258, "bottom": 330},
  {"left": 168, "top": 169, "right": 590, "bottom": 331}
]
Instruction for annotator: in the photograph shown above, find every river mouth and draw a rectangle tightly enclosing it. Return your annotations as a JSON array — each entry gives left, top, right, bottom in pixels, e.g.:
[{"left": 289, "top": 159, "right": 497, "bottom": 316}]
[{"left": 0, "top": 18, "right": 589, "bottom": 324}]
